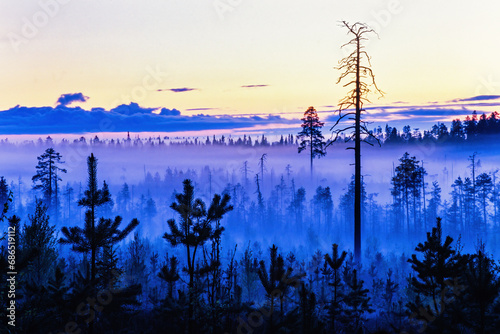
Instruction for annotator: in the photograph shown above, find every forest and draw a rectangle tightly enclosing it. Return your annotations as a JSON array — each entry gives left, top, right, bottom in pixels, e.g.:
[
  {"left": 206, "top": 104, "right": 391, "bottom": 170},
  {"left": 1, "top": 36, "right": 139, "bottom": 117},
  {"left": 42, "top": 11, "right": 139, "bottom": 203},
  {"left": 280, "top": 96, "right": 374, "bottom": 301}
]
[{"left": 2, "top": 107, "right": 500, "bottom": 334}]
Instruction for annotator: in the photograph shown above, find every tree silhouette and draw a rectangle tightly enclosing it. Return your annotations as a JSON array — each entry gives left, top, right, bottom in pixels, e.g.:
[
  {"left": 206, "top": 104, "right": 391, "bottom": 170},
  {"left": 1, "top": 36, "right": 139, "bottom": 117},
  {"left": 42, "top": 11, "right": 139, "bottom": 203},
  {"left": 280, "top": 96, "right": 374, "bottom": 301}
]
[
  {"left": 59, "top": 153, "right": 139, "bottom": 334},
  {"left": 324, "top": 243, "right": 347, "bottom": 332},
  {"left": 407, "top": 217, "right": 465, "bottom": 332},
  {"left": 330, "top": 21, "right": 383, "bottom": 263},
  {"left": 391, "top": 152, "right": 426, "bottom": 233},
  {"left": 257, "top": 244, "right": 295, "bottom": 332},
  {"left": 297, "top": 106, "right": 327, "bottom": 177},
  {"left": 32, "top": 148, "right": 67, "bottom": 222},
  {"left": 461, "top": 245, "right": 500, "bottom": 334},
  {"left": 20, "top": 199, "right": 57, "bottom": 285},
  {"left": 158, "top": 254, "right": 180, "bottom": 299},
  {"left": 0, "top": 177, "right": 9, "bottom": 210},
  {"left": 259, "top": 153, "right": 268, "bottom": 192},
  {"left": 163, "top": 179, "right": 232, "bottom": 334},
  {"left": 342, "top": 269, "right": 373, "bottom": 332},
  {"left": 476, "top": 172, "right": 493, "bottom": 230}
]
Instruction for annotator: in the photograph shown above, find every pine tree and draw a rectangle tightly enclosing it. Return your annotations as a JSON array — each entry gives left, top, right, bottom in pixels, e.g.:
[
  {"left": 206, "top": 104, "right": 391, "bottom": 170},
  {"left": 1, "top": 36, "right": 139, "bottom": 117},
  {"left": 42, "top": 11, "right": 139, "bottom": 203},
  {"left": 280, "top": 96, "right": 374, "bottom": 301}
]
[
  {"left": 239, "top": 243, "right": 259, "bottom": 302},
  {"left": 257, "top": 244, "right": 284, "bottom": 332},
  {"left": 391, "top": 152, "right": 426, "bottom": 234},
  {"left": 332, "top": 21, "right": 383, "bottom": 263},
  {"left": 59, "top": 153, "right": 139, "bottom": 334},
  {"left": 324, "top": 243, "right": 347, "bottom": 332},
  {"left": 342, "top": 269, "right": 373, "bottom": 333},
  {"left": 0, "top": 177, "right": 9, "bottom": 209},
  {"left": 125, "top": 232, "right": 148, "bottom": 289},
  {"left": 297, "top": 106, "right": 327, "bottom": 177},
  {"left": 163, "top": 179, "right": 232, "bottom": 334},
  {"left": 313, "top": 186, "right": 333, "bottom": 227},
  {"left": 407, "top": 217, "right": 465, "bottom": 333},
  {"left": 476, "top": 172, "right": 493, "bottom": 230},
  {"left": 158, "top": 254, "right": 180, "bottom": 299},
  {"left": 427, "top": 181, "right": 441, "bottom": 225},
  {"left": 32, "top": 148, "right": 67, "bottom": 222},
  {"left": 117, "top": 182, "right": 131, "bottom": 214},
  {"left": 461, "top": 245, "right": 500, "bottom": 334},
  {"left": 298, "top": 282, "right": 317, "bottom": 334},
  {"left": 21, "top": 199, "right": 57, "bottom": 285}
]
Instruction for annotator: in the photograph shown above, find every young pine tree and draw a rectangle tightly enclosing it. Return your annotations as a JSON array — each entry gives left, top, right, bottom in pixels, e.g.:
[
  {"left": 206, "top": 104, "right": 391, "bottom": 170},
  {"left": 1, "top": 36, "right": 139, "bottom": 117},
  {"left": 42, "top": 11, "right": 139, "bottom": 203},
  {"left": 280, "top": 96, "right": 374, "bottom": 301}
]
[
  {"left": 59, "top": 154, "right": 139, "bottom": 334},
  {"left": 407, "top": 217, "right": 465, "bottom": 333},
  {"left": 342, "top": 269, "right": 373, "bottom": 333},
  {"left": 163, "top": 178, "right": 232, "bottom": 334},
  {"left": 324, "top": 243, "right": 347, "bottom": 332}
]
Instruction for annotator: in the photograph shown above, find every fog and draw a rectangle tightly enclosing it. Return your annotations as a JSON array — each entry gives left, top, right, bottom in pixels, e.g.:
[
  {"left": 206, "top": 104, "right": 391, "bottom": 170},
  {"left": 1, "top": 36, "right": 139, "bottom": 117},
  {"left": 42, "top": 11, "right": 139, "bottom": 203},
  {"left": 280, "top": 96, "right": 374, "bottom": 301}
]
[{"left": 2, "top": 133, "right": 500, "bottom": 260}]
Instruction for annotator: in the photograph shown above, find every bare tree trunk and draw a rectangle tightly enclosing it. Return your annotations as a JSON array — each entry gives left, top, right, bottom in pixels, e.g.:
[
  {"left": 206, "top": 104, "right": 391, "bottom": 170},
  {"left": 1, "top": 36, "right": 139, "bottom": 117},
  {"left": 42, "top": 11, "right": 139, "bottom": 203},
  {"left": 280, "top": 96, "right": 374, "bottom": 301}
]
[{"left": 354, "top": 35, "right": 362, "bottom": 264}]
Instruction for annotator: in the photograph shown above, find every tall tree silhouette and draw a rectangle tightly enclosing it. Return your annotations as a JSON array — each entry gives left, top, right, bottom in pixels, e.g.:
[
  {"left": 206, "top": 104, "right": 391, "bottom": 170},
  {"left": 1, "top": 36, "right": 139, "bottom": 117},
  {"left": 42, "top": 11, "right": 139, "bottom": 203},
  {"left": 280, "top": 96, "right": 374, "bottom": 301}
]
[
  {"left": 59, "top": 153, "right": 139, "bottom": 334},
  {"left": 297, "top": 106, "right": 327, "bottom": 177},
  {"left": 32, "top": 148, "right": 67, "bottom": 222},
  {"left": 330, "top": 21, "right": 383, "bottom": 263},
  {"left": 391, "top": 152, "right": 426, "bottom": 233},
  {"left": 476, "top": 172, "right": 493, "bottom": 230},
  {"left": 163, "top": 179, "right": 232, "bottom": 334}
]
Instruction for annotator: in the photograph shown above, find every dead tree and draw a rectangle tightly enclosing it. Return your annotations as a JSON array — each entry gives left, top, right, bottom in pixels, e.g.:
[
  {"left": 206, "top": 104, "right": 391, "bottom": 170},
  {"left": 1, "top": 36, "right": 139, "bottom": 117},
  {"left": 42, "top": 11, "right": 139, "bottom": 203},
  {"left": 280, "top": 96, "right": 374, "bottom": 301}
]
[{"left": 330, "top": 21, "right": 383, "bottom": 263}]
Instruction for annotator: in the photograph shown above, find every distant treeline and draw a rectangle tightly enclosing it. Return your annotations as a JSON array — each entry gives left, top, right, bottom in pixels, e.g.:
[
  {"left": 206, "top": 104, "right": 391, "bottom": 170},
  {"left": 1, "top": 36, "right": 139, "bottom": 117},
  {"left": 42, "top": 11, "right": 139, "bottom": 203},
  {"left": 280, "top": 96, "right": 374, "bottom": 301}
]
[
  {"left": 382, "top": 110, "right": 500, "bottom": 145},
  {"left": 1, "top": 110, "right": 499, "bottom": 147}
]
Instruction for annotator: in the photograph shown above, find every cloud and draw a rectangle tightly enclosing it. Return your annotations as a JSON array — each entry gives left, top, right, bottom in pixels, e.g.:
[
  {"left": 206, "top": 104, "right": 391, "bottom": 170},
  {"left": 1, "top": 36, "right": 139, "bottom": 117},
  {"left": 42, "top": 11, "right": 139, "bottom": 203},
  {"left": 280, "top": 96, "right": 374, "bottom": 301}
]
[
  {"left": 185, "top": 108, "right": 218, "bottom": 111},
  {"left": 241, "top": 84, "right": 269, "bottom": 88},
  {"left": 0, "top": 103, "right": 296, "bottom": 135},
  {"left": 157, "top": 87, "right": 198, "bottom": 93},
  {"left": 56, "top": 93, "right": 89, "bottom": 106},
  {"left": 159, "top": 108, "right": 181, "bottom": 116},
  {"left": 111, "top": 103, "right": 156, "bottom": 115},
  {"left": 454, "top": 95, "right": 500, "bottom": 102}
]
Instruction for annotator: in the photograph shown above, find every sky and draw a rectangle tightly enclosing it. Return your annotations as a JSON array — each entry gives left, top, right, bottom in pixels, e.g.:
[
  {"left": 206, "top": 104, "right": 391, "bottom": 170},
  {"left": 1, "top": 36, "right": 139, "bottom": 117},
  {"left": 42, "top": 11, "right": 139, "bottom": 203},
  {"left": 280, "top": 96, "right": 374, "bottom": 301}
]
[{"left": 1, "top": 0, "right": 500, "bottom": 134}]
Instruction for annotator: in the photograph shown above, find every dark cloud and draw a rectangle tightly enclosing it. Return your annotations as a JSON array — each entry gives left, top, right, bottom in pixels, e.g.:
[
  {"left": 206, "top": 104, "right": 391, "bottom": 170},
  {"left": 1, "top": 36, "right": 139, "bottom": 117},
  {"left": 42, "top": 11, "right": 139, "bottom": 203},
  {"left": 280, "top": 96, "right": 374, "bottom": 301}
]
[
  {"left": 185, "top": 108, "right": 218, "bottom": 111},
  {"left": 56, "top": 93, "right": 88, "bottom": 106},
  {"left": 111, "top": 103, "right": 156, "bottom": 116},
  {"left": 0, "top": 103, "right": 295, "bottom": 135},
  {"left": 157, "top": 88, "right": 198, "bottom": 93},
  {"left": 159, "top": 108, "right": 181, "bottom": 116},
  {"left": 454, "top": 95, "right": 500, "bottom": 102},
  {"left": 241, "top": 84, "right": 269, "bottom": 88}
]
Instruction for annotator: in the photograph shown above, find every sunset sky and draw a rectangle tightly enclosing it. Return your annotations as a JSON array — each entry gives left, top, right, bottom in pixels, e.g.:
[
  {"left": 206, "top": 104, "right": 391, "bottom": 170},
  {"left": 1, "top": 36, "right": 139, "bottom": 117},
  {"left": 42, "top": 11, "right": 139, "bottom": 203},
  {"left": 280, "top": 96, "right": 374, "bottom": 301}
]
[{"left": 1, "top": 0, "right": 500, "bottom": 134}]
